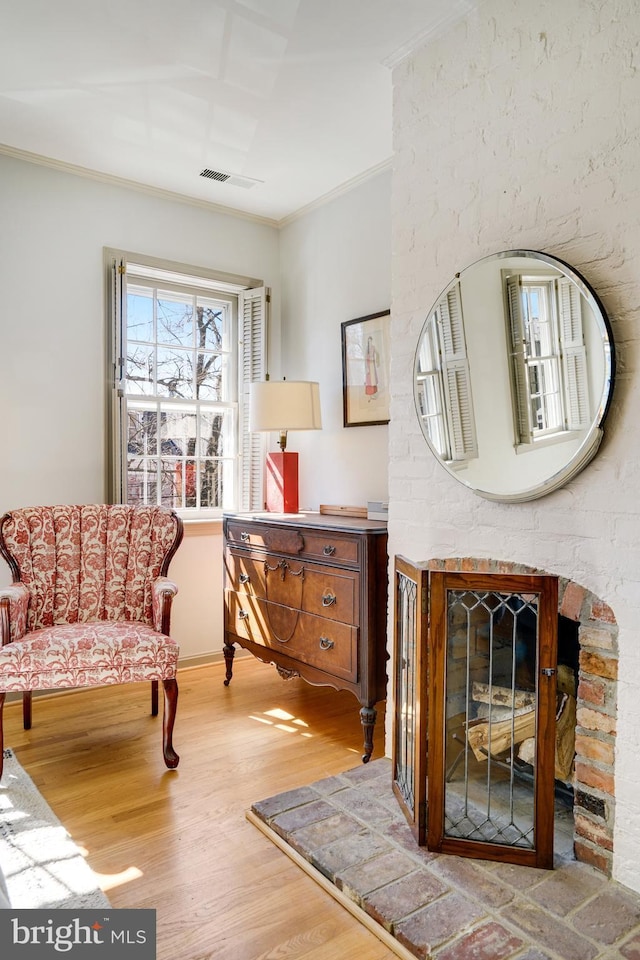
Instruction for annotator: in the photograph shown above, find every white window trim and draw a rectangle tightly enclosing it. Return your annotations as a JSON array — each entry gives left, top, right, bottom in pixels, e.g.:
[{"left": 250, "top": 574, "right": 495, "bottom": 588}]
[{"left": 105, "top": 248, "right": 268, "bottom": 518}]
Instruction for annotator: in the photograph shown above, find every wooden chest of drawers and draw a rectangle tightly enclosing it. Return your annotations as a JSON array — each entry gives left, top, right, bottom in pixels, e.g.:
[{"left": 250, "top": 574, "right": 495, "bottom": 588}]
[{"left": 222, "top": 512, "right": 388, "bottom": 761}]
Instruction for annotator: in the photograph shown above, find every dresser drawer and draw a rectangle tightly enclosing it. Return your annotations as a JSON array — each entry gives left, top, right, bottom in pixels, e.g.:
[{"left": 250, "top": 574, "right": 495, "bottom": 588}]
[
  {"left": 225, "top": 519, "right": 359, "bottom": 567},
  {"left": 299, "top": 532, "right": 359, "bottom": 565},
  {"left": 225, "top": 550, "right": 359, "bottom": 625},
  {"left": 225, "top": 520, "right": 304, "bottom": 554},
  {"left": 225, "top": 590, "right": 357, "bottom": 682}
]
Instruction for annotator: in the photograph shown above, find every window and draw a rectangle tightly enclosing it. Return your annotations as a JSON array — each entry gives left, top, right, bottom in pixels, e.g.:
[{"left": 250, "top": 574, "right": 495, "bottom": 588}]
[
  {"left": 506, "top": 272, "right": 589, "bottom": 447},
  {"left": 107, "top": 252, "right": 267, "bottom": 517},
  {"left": 415, "top": 282, "right": 478, "bottom": 463}
]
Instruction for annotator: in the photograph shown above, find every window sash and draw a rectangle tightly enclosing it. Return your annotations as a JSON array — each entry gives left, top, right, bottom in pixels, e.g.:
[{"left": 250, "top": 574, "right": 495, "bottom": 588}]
[
  {"left": 507, "top": 273, "right": 589, "bottom": 444},
  {"left": 107, "top": 251, "right": 267, "bottom": 516}
]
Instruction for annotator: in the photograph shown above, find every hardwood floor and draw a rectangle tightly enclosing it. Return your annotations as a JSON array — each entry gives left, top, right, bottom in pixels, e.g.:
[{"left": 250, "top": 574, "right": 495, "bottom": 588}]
[{"left": 3, "top": 658, "right": 396, "bottom": 960}]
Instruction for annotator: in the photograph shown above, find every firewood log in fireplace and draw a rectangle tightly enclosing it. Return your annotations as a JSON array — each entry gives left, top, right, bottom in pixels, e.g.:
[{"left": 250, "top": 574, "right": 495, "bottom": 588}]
[
  {"left": 466, "top": 683, "right": 576, "bottom": 780},
  {"left": 467, "top": 708, "right": 536, "bottom": 761},
  {"left": 518, "top": 692, "right": 576, "bottom": 780},
  {"left": 471, "top": 681, "right": 536, "bottom": 710}
]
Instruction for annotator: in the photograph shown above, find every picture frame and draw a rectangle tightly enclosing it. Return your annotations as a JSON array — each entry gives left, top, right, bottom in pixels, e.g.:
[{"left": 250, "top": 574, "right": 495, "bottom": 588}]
[{"left": 341, "top": 310, "right": 391, "bottom": 427}]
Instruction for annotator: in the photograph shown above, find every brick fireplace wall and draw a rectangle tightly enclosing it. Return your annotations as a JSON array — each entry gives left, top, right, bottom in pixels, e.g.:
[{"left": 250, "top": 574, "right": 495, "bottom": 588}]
[{"left": 388, "top": 0, "right": 639, "bottom": 892}]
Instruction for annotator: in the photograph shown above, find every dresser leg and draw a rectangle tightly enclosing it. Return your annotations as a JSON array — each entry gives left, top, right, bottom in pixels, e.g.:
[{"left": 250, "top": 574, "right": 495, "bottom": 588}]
[
  {"left": 223, "top": 642, "right": 235, "bottom": 686},
  {"left": 360, "top": 704, "right": 377, "bottom": 763}
]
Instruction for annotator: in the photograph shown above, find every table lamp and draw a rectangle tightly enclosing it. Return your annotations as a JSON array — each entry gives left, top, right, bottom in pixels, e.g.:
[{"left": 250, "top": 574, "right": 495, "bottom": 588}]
[{"left": 249, "top": 379, "right": 322, "bottom": 513}]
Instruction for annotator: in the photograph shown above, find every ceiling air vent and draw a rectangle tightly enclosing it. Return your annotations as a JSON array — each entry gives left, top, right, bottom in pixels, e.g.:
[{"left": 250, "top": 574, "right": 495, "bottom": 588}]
[
  {"left": 200, "top": 168, "right": 230, "bottom": 182},
  {"left": 199, "top": 168, "right": 262, "bottom": 190}
]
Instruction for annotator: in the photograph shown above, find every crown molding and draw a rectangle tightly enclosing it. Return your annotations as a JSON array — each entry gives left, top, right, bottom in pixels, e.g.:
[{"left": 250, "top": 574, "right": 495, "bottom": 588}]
[
  {"left": 277, "top": 158, "right": 392, "bottom": 229},
  {"left": 382, "top": 0, "right": 487, "bottom": 68},
  {"left": 0, "top": 143, "right": 280, "bottom": 228},
  {"left": 0, "top": 142, "right": 393, "bottom": 230}
]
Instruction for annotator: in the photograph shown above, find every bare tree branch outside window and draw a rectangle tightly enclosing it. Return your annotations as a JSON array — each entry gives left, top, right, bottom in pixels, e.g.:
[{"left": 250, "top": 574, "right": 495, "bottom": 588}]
[{"left": 125, "top": 281, "right": 234, "bottom": 512}]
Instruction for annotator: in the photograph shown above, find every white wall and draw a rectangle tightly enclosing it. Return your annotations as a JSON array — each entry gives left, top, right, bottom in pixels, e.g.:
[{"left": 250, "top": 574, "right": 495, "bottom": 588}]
[
  {"left": 0, "top": 153, "right": 280, "bottom": 661},
  {"left": 279, "top": 171, "right": 391, "bottom": 510},
  {"left": 0, "top": 154, "right": 392, "bottom": 663},
  {"left": 390, "top": 0, "right": 640, "bottom": 890}
]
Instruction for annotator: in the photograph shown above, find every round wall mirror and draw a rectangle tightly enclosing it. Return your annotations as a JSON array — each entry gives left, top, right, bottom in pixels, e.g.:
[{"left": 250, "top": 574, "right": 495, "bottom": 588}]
[{"left": 413, "top": 250, "right": 615, "bottom": 502}]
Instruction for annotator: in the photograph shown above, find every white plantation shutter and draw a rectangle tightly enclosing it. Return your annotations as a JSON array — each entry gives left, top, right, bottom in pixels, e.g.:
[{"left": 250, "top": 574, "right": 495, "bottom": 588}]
[
  {"left": 557, "top": 278, "right": 590, "bottom": 430},
  {"left": 506, "top": 275, "right": 533, "bottom": 443},
  {"left": 437, "top": 284, "right": 478, "bottom": 461},
  {"left": 108, "top": 255, "right": 127, "bottom": 504},
  {"left": 239, "top": 287, "right": 268, "bottom": 510}
]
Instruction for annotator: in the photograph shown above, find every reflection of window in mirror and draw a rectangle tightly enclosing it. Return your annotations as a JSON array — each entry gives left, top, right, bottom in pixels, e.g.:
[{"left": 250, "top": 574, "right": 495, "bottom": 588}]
[
  {"left": 505, "top": 272, "right": 589, "bottom": 448},
  {"left": 415, "top": 282, "right": 478, "bottom": 463}
]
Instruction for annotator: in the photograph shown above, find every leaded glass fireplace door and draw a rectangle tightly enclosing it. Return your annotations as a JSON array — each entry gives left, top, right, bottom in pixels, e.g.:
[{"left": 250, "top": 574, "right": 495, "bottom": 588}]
[
  {"left": 392, "top": 557, "right": 429, "bottom": 844},
  {"left": 427, "top": 572, "right": 558, "bottom": 869}
]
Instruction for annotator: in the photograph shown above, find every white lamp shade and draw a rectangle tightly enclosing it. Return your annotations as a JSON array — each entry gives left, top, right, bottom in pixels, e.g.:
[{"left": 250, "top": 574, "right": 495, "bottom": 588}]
[{"left": 249, "top": 380, "right": 322, "bottom": 433}]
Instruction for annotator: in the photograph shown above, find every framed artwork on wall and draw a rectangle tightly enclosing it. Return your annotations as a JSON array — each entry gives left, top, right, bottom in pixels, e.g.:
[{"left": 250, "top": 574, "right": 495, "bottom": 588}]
[{"left": 341, "top": 310, "right": 391, "bottom": 427}]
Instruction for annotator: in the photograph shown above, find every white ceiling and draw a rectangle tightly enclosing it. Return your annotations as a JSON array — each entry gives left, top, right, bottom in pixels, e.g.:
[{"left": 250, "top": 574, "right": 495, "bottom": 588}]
[{"left": 0, "top": 0, "right": 479, "bottom": 223}]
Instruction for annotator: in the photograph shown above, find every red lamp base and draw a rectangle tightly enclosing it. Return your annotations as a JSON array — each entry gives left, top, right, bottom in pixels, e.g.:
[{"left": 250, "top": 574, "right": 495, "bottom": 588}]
[{"left": 265, "top": 452, "right": 299, "bottom": 513}]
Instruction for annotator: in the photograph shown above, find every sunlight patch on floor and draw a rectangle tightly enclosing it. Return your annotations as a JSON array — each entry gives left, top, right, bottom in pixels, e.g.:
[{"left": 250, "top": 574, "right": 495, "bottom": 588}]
[
  {"left": 95, "top": 866, "right": 143, "bottom": 892},
  {"left": 249, "top": 706, "right": 313, "bottom": 739}
]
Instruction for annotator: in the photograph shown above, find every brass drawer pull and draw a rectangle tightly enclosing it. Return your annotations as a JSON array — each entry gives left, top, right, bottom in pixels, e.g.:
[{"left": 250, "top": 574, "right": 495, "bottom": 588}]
[
  {"left": 323, "top": 545, "right": 335, "bottom": 556},
  {"left": 319, "top": 637, "right": 334, "bottom": 650},
  {"left": 240, "top": 531, "right": 250, "bottom": 542},
  {"left": 239, "top": 573, "right": 250, "bottom": 584},
  {"left": 321, "top": 592, "right": 337, "bottom": 607},
  {"left": 238, "top": 609, "right": 249, "bottom": 620}
]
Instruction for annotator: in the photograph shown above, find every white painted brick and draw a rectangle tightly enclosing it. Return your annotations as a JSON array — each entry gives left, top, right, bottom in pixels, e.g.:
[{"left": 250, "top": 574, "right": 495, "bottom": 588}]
[{"left": 391, "top": 0, "right": 640, "bottom": 893}]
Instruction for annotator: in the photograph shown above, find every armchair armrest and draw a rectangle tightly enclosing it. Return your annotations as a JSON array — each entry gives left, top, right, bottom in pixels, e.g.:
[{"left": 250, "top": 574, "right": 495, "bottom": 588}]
[
  {"left": 0, "top": 582, "right": 30, "bottom": 645},
  {"left": 152, "top": 577, "right": 179, "bottom": 635}
]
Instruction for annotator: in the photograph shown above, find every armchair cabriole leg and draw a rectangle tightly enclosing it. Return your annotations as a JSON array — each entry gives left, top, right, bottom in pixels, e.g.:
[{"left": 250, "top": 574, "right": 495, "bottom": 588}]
[
  {"left": 151, "top": 680, "right": 159, "bottom": 717},
  {"left": 23, "top": 691, "right": 32, "bottom": 730},
  {"left": 162, "top": 678, "right": 179, "bottom": 769},
  {"left": 0, "top": 692, "right": 5, "bottom": 781}
]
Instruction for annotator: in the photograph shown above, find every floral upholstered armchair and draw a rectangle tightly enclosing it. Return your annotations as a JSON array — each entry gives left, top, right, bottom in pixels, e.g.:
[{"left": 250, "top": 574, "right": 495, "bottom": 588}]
[{"left": 0, "top": 504, "right": 184, "bottom": 778}]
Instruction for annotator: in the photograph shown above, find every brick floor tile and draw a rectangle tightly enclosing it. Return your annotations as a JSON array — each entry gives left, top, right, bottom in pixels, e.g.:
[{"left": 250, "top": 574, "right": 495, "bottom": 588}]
[
  {"left": 270, "top": 798, "right": 336, "bottom": 833},
  {"left": 341, "top": 757, "right": 391, "bottom": 785},
  {"left": 433, "top": 920, "right": 523, "bottom": 960},
  {"left": 384, "top": 819, "right": 439, "bottom": 862},
  {"left": 331, "top": 786, "right": 401, "bottom": 826},
  {"left": 250, "top": 785, "right": 320, "bottom": 820},
  {"left": 501, "top": 898, "right": 599, "bottom": 960},
  {"left": 309, "top": 773, "right": 351, "bottom": 796},
  {"left": 364, "top": 870, "right": 449, "bottom": 930},
  {"left": 489, "top": 861, "right": 550, "bottom": 892},
  {"left": 310, "top": 828, "right": 392, "bottom": 879},
  {"left": 394, "top": 891, "right": 487, "bottom": 959},
  {"left": 338, "top": 848, "right": 417, "bottom": 900},
  {"left": 573, "top": 886, "right": 640, "bottom": 946},
  {"left": 354, "top": 781, "right": 409, "bottom": 820},
  {"left": 282, "top": 810, "right": 358, "bottom": 850},
  {"left": 621, "top": 930, "right": 640, "bottom": 958},
  {"left": 429, "top": 855, "right": 516, "bottom": 908},
  {"left": 526, "top": 860, "right": 606, "bottom": 916}
]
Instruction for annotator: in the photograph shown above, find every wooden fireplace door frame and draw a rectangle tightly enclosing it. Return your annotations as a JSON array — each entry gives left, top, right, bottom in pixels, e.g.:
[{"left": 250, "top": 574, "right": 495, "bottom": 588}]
[
  {"left": 391, "top": 556, "right": 429, "bottom": 845},
  {"left": 393, "top": 564, "right": 558, "bottom": 869}
]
